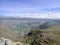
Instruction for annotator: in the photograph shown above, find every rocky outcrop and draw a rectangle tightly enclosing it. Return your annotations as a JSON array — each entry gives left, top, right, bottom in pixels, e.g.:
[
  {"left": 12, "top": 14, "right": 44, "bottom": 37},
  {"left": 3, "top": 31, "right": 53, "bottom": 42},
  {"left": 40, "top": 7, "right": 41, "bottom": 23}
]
[
  {"left": 43, "top": 38, "right": 56, "bottom": 43},
  {"left": 26, "top": 30, "right": 33, "bottom": 37},
  {"left": 25, "top": 30, "right": 56, "bottom": 45},
  {"left": 39, "top": 21, "right": 54, "bottom": 29},
  {"left": 30, "top": 37, "right": 56, "bottom": 45}
]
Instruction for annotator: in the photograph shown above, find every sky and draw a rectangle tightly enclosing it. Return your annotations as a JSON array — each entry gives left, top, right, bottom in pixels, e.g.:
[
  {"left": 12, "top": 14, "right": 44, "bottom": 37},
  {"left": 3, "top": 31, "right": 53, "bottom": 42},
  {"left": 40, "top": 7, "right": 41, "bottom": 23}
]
[{"left": 0, "top": 0, "right": 60, "bottom": 18}]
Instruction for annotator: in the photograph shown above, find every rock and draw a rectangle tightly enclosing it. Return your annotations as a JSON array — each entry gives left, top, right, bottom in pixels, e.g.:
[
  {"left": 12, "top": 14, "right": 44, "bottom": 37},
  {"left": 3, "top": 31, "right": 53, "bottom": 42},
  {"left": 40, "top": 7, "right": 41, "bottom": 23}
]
[
  {"left": 26, "top": 30, "right": 34, "bottom": 37},
  {"left": 5, "top": 41, "right": 8, "bottom": 45},
  {"left": 39, "top": 22, "right": 52, "bottom": 29},
  {"left": 30, "top": 38, "right": 43, "bottom": 45},
  {"left": 39, "top": 24, "right": 48, "bottom": 29},
  {"left": 43, "top": 38, "right": 55, "bottom": 43},
  {"left": 16, "top": 42, "right": 23, "bottom": 45},
  {"left": 37, "top": 33, "right": 43, "bottom": 38}
]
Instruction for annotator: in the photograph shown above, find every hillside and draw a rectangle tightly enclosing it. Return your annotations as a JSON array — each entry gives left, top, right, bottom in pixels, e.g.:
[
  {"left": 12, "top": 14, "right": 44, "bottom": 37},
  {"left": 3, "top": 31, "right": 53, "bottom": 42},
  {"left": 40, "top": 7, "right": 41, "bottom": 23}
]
[{"left": 0, "top": 18, "right": 60, "bottom": 45}]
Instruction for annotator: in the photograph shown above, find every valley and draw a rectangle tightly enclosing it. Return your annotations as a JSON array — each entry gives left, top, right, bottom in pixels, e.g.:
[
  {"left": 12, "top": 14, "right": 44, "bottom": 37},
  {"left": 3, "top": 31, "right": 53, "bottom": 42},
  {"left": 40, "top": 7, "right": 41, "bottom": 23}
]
[{"left": 0, "top": 18, "right": 60, "bottom": 45}]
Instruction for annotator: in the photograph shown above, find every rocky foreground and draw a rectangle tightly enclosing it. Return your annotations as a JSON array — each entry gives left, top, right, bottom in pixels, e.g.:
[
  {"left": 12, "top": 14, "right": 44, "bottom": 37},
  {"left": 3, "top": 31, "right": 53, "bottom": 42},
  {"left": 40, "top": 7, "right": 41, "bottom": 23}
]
[
  {"left": 0, "top": 30, "right": 56, "bottom": 45},
  {"left": 0, "top": 37, "right": 29, "bottom": 45},
  {"left": 21, "top": 30, "right": 57, "bottom": 45}
]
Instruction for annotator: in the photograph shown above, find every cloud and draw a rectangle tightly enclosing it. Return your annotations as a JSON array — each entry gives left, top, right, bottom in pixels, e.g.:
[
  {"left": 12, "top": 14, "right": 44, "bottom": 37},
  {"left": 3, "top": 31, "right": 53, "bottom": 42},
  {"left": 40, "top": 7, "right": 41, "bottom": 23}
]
[
  {"left": 20, "top": 13, "right": 60, "bottom": 19},
  {"left": 0, "top": 0, "right": 60, "bottom": 18},
  {"left": 6, "top": 13, "right": 60, "bottom": 19}
]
